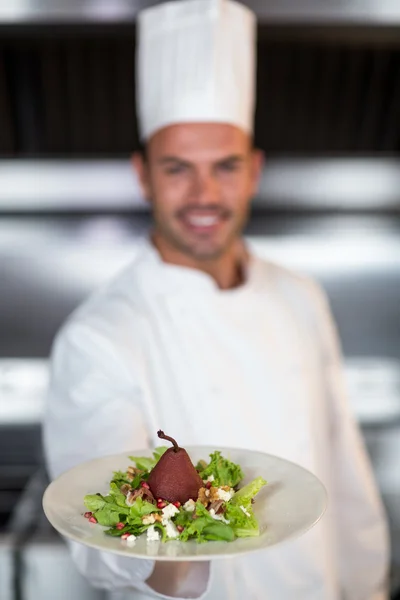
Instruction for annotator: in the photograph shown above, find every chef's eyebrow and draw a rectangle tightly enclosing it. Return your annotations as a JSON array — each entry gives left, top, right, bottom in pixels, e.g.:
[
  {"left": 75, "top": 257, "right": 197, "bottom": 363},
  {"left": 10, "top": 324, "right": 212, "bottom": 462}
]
[
  {"left": 215, "top": 155, "right": 245, "bottom": 166},
  {"left": 158, "top": 157, "right": 191, "bottom": 166},
  {"left": 158, "top": 154, "right": 245, "bottom": 166}
]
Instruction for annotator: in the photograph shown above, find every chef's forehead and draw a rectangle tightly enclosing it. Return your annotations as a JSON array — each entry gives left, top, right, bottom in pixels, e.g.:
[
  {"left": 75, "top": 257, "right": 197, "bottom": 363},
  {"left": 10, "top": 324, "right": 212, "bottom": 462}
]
[{"left": 144, "top": 122, "right": 253, "bottom": 161}]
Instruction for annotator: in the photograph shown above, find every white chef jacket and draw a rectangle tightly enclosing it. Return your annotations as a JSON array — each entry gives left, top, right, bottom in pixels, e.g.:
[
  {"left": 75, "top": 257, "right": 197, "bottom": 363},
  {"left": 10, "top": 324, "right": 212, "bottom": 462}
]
[{"left": 43, "top": 237, "right": 389, "bottom": 600}]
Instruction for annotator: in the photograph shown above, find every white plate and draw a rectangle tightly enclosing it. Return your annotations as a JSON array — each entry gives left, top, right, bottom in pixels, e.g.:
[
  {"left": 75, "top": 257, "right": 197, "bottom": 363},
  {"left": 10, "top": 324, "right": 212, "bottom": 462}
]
[{"left": 43, "top": 446, "right": 327, "bottom": 561}]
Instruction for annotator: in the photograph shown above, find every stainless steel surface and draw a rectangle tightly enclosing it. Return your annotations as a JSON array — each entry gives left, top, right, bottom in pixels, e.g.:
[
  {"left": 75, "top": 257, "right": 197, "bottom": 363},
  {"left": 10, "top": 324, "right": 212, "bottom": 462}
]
[
  {"left": 0, "top": 161, "right": 147, "bottom": 211},
  {"left": 1, "top": 159, "right": 400, "bottom": 212},
  {"left": 0, "top": 360, "right": 47, "bottom": 424},
  {"left": 0, "top": 536, "right": 13, "bottom": 600},
  {"left": 1, "top": 0, "right": 400, "bottom": 25}
]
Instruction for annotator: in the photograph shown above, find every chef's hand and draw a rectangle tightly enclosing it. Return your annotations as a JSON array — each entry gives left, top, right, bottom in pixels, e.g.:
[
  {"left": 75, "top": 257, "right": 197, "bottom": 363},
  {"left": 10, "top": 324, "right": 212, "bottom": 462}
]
[{"left": 147, "top": 560, "right": 210, "bottom": 598}]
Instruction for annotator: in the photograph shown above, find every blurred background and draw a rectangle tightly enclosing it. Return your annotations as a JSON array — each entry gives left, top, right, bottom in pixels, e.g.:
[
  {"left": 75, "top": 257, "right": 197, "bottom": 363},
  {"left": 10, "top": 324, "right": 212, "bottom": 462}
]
[{"left": 1, "top": 0, "right": 400, "bottom": 598}]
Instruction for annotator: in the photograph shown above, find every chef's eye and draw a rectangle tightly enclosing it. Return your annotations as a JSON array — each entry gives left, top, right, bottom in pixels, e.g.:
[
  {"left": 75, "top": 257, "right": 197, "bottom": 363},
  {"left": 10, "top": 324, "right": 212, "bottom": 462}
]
[
  {"left": 165, "top": 164, "right": 188, "bottom": 175},
  {"left": 217, "top": 161, "right": 241, "bottom": 173}
]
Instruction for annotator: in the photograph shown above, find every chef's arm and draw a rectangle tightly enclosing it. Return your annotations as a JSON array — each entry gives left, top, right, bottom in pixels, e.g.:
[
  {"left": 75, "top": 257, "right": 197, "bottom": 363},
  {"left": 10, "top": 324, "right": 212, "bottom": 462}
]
[
  {"left": 313, "top": 287, "right": 390, "bottom": 600},
  {"left": 43, "top": 320, "right": 210, "bottom": 599}
]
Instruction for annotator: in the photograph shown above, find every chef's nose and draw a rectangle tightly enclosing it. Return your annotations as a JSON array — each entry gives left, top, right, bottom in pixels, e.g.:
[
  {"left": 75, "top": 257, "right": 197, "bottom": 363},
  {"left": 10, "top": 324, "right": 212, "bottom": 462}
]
[{"left": 193, "top": 170, "right": 220, "bottom": 205}]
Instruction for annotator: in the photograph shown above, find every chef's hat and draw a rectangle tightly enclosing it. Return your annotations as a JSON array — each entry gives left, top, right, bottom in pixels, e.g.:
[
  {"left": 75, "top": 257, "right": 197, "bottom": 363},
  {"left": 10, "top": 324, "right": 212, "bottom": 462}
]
[{"left": 136, "top": 0, "right": 256, "bottom": 141}]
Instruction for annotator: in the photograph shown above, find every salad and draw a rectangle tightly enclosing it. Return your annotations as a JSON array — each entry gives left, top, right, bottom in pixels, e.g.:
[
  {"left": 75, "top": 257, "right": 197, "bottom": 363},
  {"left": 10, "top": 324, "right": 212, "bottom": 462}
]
[{"left": 83, "top": 432, "right": 267, "bottom": 545}]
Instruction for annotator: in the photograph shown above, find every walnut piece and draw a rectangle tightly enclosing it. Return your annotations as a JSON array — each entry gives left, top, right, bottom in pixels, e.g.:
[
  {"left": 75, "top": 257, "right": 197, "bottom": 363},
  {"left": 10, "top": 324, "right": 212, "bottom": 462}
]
[
  {"left": 126, "top": 466, "right": 143, "bottom": 482},
  {"left": 120, "top": 483, "right": 132, "bottom": 496},
  {"left": 126, "top": 487, "right": 156, "bottom": 506},
  {"left": 209, "top": 499, "right": 225, "bottom": 514}
]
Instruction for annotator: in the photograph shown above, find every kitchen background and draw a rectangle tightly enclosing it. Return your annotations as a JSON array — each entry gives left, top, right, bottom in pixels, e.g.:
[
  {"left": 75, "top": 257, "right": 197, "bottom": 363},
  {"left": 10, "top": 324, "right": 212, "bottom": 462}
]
[{"left": 1, "top": 0, "right": 400, "bottom": 598}]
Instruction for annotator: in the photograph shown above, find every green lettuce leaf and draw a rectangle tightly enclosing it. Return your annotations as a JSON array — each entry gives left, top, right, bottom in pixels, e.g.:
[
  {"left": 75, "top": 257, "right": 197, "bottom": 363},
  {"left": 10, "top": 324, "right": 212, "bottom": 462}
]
[
  {"left": 105, "top": 524, "right": 132, "bottom": 537},
  {"left": 179, "top": 516, "right": 209, "bottom": 542},
  {"left": 95, "top": 506, "right": 121, "bottom": 527},
  {"left": 109, "top": 482, "right": 129, "bottom": 508},
  {"left": 173, "top": 509, "right": 193, "bottom": 529},
  {"left": 111, "top": 470, "right": 131, "bottom": 486},
  {"left": 202, "top": 521, "right": 235, "bottom": 542},
  {"left": 181, "top": 517, "right": 235, "bottom": 543},
  {"left": 153, "top": 447, "right": 168, "bottom": 462},
  {"left": 179, "top": 502, "right": 235, "bottom": 543},
  {"left": 84, "top": 494, "right": 106, "bottom": 512},
  {"left": 84, "top": 491, "right": 130, "bottom": 526},
  {"left": 225, "top": 502, "right": 259, "bottom": 537},
  {"left": 128, "top": 498, "right": 160, "bottom": 525},
  {"left": 194, "top": 502, "right": 214, "bottom": 520},
  {"left": 231, "top": 476, "right": 267, "bottom": 505},
  {"left": 128, "top": 456, "right": 154, "bottom": 472},
  {"left": 129, "top": 446, "right": 168, "bottom": 473},
  {"left": 198, "top": 451, "right": 244, "bottom": 487},
  {"left": 226, "top": 477, "right": 267, "bottom": 538},
  {"left": 195, "top": 459, "right": 208, "bottom": 472},
  {"left": 152, "top": 522, "right": 168, "bottom": 543}
]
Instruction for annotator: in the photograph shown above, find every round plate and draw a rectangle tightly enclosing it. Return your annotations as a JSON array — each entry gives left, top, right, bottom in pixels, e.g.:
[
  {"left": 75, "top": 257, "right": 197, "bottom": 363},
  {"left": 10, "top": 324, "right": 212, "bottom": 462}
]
[{"left": 42, "top": 446, "right": 327, "bottom": 561}]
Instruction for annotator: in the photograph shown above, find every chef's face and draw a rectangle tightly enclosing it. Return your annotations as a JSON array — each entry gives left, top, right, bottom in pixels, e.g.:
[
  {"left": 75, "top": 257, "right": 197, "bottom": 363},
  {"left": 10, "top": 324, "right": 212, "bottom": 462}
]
[{"left": 133, "top": 123, "right": 262, "bottom": 261}]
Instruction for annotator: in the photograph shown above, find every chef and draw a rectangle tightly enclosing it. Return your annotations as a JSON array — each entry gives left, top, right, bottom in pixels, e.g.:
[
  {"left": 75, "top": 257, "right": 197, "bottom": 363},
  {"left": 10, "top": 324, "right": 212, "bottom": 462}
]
[{"left": 43, "top": 0, "right": 389, "bottom": 598}]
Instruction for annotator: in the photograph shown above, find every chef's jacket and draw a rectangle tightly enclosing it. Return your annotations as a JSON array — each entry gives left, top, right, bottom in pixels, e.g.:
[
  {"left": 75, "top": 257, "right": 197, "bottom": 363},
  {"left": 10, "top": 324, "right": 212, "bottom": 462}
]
[{"left": 43, "top": 237, "right": 389, "bottom": 600}]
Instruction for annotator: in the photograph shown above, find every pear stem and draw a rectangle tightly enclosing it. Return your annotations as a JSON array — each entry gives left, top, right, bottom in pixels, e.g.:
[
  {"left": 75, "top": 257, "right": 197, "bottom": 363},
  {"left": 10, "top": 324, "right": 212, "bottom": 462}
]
[{"left": 157, "top": 430, "right": 179, "bottom": 453}]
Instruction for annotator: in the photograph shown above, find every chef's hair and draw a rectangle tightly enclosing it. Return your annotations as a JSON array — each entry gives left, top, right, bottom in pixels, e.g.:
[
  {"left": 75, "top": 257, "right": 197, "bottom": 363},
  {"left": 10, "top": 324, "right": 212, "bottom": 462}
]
[{"left": 137, "top": 141, "right": 147, "bottom": 161}]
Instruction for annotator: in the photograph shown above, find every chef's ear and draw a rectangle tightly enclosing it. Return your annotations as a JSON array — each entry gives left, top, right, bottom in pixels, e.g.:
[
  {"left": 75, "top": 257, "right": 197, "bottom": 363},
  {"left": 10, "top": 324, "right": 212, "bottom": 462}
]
[
  {"left": 131, "top": 151, "right": 151, "bottom": 203},
  {"left": 250, "top": 148, "right": 264, "bottom": 196}
]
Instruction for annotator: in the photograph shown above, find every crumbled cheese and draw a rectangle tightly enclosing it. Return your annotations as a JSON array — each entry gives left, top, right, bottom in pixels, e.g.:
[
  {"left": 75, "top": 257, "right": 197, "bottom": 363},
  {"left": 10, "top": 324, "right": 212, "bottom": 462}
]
[
  {"left": 147, "top": 525, "right": 161, "bottom": 542},
  {"left": 183, "top": 499, "right": 196, "bottom": 512},
  {"left": 163, "top": 518, "right": 179, "bottom": 539},
  {"left": 125, "top": 493, "right": 136, "bottom": 507},
  {"left": 206, "top": 475, "right": 215, "bottom": 483},
  {"left": 142, "top": 514, "right": 156, "bottom": 525},
  {"left": 160, "top": 505, "right": 180, "bottom": 539},
  {"left": 240, "top": 505, "right": 251, "bottom": 517},
  {"left": 216, "top": 488, "right": 234, "bottom": 502},
  {"left": 205, "top": 489, "right": 210, "bottom": 497},
  {"left": 162, "top": 504, "right": 180, "bottom": 520},
  {"left": 126, "top": 534, "right": 136, "bottom": 547},
  {"left": 209, "top": 508, "right": 230, "bottom": 524}
]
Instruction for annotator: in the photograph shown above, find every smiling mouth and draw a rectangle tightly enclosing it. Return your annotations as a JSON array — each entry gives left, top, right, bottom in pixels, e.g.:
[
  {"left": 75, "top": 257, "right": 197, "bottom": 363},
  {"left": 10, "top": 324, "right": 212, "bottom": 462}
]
[
  {"left": 185, "top": 214, "right": 220, "bottom": 227},
  {"left": 178, "top": 209, "right": 230, "bottom": 233}
]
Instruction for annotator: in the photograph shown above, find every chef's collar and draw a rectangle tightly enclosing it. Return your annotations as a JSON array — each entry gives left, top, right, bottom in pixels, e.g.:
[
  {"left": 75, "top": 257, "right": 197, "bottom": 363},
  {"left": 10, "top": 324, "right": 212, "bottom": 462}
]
[{"left": 135, "top": 235, "right": 265, "bottom": 296}]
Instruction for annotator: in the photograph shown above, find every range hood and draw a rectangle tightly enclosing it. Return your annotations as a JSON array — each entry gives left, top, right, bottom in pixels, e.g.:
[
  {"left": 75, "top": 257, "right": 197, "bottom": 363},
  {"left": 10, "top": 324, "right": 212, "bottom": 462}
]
[
  {"left": 0, "top": 0, "right": 399, "bottom": 204},
  {"left": 1, "top": 0, "right": 400, "bottom": 25}
]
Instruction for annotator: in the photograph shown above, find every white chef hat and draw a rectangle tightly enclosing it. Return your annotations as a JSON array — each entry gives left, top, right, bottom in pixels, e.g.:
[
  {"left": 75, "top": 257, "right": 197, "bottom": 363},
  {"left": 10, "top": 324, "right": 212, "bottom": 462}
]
[{"left": 136, "top": 0, "right": 256, "bottom": 141}]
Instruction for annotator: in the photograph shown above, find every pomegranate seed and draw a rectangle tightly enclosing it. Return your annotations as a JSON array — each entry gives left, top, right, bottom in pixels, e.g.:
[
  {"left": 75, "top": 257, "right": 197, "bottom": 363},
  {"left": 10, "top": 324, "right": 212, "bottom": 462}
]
[
  {"left": 116, "top": 522, "right": 125, "bottom": 530},
  {"left": 121, "top": 533, "right": 130, "bottom": 540},
  {"left": 157, "top": 501, "right": 167, "bottom": 509},
  {"left": 206, "top": 481, "right": 212, "bottom": 489},
  {"left": 173, "top": 501, "right": 181, "bottom": 508},
  {"left": 177, "top": 525, "right": 184, "bottom": 533},
  {"left": 84, "top": 512, "right": 92, "bottom": 518},
  {"left": 89, "top": 516, "right": 97, "bottom": 524},
  {"left": 141, "top": 481, "right": 150, "bottom": 489}
]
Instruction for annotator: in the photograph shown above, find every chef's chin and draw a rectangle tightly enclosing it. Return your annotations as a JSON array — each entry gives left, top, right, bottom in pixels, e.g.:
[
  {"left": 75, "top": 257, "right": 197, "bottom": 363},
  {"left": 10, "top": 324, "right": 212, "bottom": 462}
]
[
  {"left": 184, "top": 244, "right": 227, "bottom": 262},
  {"left": 181, "top": 225, "right": 248, "bottom": 262},
  {"left": 176, "top": 231, "right": 238, "bottom": 262}
]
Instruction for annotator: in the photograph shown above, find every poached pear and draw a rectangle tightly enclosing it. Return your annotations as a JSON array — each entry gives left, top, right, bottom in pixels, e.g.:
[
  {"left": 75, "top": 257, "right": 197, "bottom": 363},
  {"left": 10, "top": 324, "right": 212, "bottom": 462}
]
[{"left": 147, "top": 431, "right": 203, "bottom": 504}]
